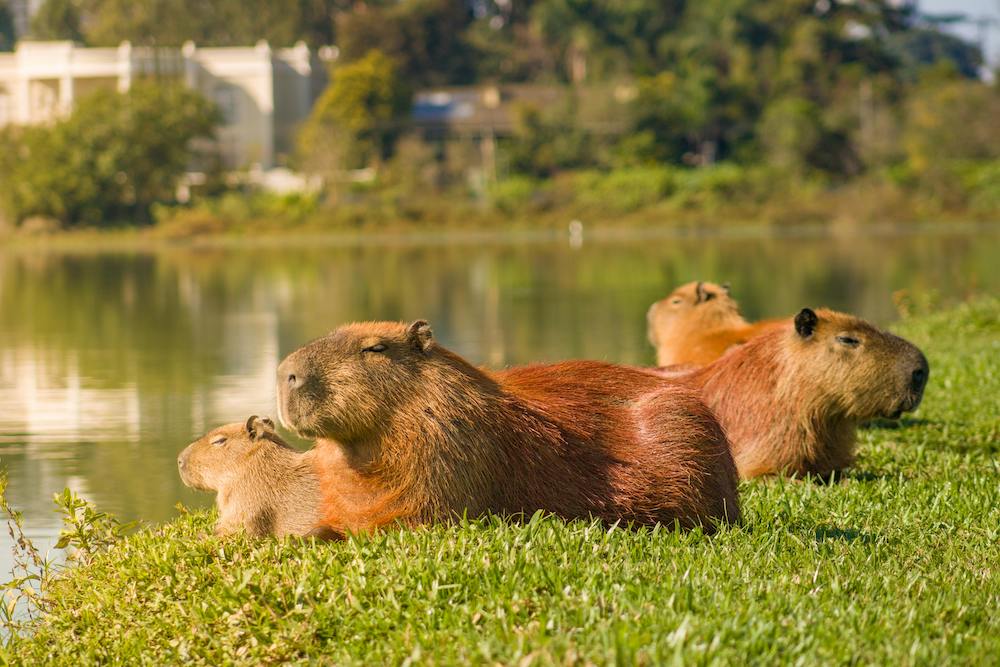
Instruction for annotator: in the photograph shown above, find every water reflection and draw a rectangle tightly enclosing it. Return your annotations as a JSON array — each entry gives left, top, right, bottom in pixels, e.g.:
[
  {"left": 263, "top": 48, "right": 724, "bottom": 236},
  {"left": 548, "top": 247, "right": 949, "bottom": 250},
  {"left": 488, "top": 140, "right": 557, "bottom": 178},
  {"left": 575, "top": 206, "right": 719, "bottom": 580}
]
[{"left": 1, "top": 225, "right": 997, "bottom": 572}]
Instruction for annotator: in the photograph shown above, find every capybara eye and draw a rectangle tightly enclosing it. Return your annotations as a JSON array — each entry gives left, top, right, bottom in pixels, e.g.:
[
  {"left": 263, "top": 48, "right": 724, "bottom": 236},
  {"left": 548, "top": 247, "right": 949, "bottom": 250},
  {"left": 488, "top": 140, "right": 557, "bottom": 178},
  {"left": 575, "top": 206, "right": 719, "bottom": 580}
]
[
  {"left": 363, "top": 343, "right": 388, "bottom": 353},
  {"left": 836, "top": 335, "right": 861, "bottom": 347},
  {"left": 210, "top": 436, "right": 227, "bottom": 447},
  {"left": 671, "top": 298, "right": 683, "bottom": 305}
]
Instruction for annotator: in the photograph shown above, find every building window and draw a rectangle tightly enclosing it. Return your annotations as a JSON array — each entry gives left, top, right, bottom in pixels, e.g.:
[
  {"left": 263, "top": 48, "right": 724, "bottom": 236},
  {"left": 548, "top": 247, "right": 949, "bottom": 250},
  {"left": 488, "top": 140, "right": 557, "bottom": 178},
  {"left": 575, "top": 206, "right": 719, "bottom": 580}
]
[{"left": 214, "top": 86, "right": 238, "bottom": 125}]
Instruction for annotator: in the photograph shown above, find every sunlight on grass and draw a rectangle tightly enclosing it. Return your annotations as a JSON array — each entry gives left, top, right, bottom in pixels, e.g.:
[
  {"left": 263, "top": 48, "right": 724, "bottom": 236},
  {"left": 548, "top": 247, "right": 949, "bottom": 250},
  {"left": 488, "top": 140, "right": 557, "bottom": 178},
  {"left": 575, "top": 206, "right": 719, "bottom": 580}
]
[{"left": 2, "top": 297, "right": 998, "bottom": 664}]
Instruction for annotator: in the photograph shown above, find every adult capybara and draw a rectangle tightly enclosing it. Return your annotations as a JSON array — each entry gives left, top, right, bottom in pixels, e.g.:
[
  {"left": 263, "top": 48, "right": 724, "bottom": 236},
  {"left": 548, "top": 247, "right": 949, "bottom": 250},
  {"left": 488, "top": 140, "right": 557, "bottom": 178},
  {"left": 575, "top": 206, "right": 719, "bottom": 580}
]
[
  {"left": 276, "top": 320, "right": 740, "bottom": 535},
  {"left": 647, "top": 281, "right": 785, "bottom": 366},
  {"left": 660, "top": 308, "right": 929, "bottom": 479},
  {"left": 178, "top": 416, "right": 333, "bottom": 538}
]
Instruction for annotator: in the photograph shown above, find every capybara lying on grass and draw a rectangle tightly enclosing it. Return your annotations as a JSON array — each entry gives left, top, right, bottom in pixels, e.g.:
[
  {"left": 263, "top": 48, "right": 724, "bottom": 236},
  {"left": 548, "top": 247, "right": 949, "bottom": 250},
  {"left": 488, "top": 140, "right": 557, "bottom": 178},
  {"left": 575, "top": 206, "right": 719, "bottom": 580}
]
[
  {"left": 647, "top": 281, "right": 785, "bottom": 366},
  {"left": 178, "top": 416, "right": 333, "bottom": 538},
  {"left": 658, "top": 308, "right": 929, "bottom": 479},
  {"left": 276, "top": 320, "right": 740, "bottom": 535}
]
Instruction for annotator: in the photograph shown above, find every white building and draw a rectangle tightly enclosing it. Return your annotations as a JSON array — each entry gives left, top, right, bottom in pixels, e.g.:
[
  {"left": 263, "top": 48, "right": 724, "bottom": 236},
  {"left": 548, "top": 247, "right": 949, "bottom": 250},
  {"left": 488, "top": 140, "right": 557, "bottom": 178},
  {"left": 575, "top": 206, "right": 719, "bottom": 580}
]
[{"left": 0, "top": 40, "right": 332, "bottom": 169}]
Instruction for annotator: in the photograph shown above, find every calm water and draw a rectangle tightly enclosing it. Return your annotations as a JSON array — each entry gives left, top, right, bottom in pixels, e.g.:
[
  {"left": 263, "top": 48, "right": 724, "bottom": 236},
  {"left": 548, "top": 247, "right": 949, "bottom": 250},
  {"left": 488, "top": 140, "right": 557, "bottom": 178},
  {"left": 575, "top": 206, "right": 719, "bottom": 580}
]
[{"left": 1, "top": 224, "right": 998, "bottom": 572}]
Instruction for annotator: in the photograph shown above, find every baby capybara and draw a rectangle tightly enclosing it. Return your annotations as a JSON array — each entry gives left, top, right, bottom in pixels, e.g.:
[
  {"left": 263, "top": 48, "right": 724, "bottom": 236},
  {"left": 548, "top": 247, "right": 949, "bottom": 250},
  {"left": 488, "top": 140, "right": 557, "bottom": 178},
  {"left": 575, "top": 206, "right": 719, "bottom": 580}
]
[
  {"left": 647, "top": 281, "right": 785, "bottom": 366},
  {"left": 659, "top": 308, "right": 929, "bottom": 479},
  {"left": 276, "top": 320, "right": 740, "bottom": 534},
  {"left": 178, "top": 416, "right": 331, "bottom": 538}
]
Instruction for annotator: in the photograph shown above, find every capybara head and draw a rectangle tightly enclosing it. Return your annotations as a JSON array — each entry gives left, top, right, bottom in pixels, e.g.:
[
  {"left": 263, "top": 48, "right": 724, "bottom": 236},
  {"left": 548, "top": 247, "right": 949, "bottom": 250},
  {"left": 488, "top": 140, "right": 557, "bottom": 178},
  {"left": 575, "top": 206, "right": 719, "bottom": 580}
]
[
  {"left": 786, "top": 308, "right": 929, "bottom": 420},
  {"left": 647, "top": 280, "right": 740, "bottom": 346},
  {"left": 177, "top": 416, "right": 289, "bottom": 491},
  {"left": 277, "top": 320, "right": 435, "bottom": 442}
]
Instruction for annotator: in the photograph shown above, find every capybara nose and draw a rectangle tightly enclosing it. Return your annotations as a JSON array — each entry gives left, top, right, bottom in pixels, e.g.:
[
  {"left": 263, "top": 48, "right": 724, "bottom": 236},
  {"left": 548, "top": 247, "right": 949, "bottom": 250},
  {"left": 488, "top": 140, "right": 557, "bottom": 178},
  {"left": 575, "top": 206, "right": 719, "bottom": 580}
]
[
  {"left": 177, "top": 453, "right": 186, "bottom": 470},
  {"left": 911, "top": 366, "right": 927, "bottom": 393}
]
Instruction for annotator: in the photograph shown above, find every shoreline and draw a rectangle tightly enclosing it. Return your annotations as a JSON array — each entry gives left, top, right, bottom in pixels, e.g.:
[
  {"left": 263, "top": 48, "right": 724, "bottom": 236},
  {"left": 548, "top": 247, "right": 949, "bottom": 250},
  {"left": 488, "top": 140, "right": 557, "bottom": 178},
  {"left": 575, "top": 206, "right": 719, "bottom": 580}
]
[{"left": 3, "top": 218, "right": 999, "bottom": 254}]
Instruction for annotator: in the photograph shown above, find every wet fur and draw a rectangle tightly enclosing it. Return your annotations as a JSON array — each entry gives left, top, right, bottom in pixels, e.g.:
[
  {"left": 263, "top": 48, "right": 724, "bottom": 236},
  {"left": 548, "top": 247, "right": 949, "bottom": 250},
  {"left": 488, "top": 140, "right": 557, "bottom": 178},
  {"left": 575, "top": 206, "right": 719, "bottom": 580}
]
[{"left": 277, "top": 322, "right": 740, "bottom": 535}]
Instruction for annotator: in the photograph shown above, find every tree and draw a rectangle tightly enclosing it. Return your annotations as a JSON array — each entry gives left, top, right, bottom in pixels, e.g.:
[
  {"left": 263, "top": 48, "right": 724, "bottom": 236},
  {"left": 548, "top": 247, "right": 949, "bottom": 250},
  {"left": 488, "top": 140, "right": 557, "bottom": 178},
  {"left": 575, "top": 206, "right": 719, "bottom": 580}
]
[
  {"left": 30, "top": 0, "right": 84, "bottom": 41},
  {"left": 886, "top": 28, "right": 983, "bottom": 81},
  {"left": 297, "top": 50, "right": 410, "bottom": 178},
  {"left": 81, "top": 0, "right": 315, "bottom": 47},
  {"left": 0, "top": 83, "right": 219, "bottom": 226},
  {"left": 336, "top": 0, "right": 476, "bottom": 86}
]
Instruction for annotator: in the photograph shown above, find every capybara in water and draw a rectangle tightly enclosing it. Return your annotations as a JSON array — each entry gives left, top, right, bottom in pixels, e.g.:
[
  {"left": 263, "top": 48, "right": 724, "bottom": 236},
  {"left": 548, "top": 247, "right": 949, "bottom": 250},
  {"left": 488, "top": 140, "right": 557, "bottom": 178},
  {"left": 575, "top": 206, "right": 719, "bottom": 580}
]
[
  {"left": 178, "top": 416, "right": 333, "bottom": 538},
  {"left": 659, "top": 308, "right": 929, "bottom": 479},
  {"left": 276, "top": 320, "right": 740, "bottom": 534},
  {"left": 647, "top": 281, "right": 785, "bottom": 366}
]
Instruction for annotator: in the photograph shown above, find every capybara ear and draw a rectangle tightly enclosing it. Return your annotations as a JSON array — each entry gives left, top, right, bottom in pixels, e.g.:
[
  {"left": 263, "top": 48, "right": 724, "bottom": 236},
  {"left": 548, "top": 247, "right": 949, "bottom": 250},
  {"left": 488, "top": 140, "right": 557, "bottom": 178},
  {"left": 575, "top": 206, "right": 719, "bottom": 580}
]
[
  {"left": 721, "top": 282, "right": 731, "bottom": 294},
  {"left": 246, "top": 415, "right": 271, "bottom": 440},
  {"left": 695, "top": 281, "right": 715, "bottom": 303},
  {"left": 407, "top": 320, "right": 434, "bottom": 353},
  {"left": 795, "top": 308, "right": 819, "bottom": 338}
]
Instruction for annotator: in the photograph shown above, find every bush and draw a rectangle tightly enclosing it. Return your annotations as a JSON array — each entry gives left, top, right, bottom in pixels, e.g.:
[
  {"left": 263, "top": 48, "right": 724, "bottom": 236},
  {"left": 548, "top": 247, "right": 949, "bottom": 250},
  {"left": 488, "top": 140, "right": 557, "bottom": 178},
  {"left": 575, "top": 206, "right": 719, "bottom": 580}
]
[
  {"left": 573, "top": 167, "right": 675, "bottom": 214},
  {"left": 488, "top": 176, "right": 550, "bottom": 215},
  {"left": 0, "top": 83, "right": 218, "bottom": 228}
]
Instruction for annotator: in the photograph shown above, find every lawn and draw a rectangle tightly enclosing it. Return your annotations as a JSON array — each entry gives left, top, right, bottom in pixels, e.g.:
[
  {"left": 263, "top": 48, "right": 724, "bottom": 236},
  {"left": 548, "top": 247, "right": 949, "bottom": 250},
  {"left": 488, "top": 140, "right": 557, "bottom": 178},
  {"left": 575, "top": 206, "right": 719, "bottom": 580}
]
[{"left": 2, "top": 298, "right": 998, "bottom": 665}]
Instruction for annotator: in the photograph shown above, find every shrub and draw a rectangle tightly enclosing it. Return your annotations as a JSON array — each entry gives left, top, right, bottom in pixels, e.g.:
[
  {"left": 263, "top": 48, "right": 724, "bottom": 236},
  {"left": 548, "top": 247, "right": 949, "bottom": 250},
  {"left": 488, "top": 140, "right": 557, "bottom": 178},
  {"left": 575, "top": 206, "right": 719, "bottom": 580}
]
[
  {"left": 0, "top": 83, "right": 218, "bottom": 228},
  {"left": 573, "top": 167, "right": 675, "bottom": 214}
]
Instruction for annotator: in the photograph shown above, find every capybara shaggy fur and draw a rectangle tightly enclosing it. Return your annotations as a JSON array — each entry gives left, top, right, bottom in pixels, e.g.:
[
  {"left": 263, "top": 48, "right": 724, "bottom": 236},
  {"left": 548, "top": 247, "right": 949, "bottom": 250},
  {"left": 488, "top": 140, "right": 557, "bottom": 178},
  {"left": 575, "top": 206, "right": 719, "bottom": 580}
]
[
  {"left": 659, "top": 308, "right": 929, "bottom": 479},
  {"left": 647, "top": 281, "right": 785, "bottom": 366},
  {"left": 276, "top": 320, "right": 740, "bottom": 534},
  {"left": 178, "top": 416, "right": 331, "bottom": 538}
]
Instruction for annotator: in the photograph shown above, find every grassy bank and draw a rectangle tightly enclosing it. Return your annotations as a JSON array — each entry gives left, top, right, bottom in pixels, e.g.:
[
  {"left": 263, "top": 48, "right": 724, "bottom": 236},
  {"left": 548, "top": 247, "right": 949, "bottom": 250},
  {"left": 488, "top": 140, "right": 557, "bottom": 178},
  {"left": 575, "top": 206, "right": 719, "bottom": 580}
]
[
  {"left": 150, "top": 164, "right": 1000, "bottom": 237},
  {"left": 2, "top": 162, "right": 997, "bottom": 248},
  {"left": 3, "top": 298, "right": 999, "bottom": 664}
]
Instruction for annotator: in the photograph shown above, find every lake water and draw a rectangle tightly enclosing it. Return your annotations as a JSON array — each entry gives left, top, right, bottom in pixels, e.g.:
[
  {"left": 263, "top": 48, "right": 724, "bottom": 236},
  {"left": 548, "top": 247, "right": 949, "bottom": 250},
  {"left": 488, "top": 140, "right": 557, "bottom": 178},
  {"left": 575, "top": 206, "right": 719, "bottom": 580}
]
[{"left": 2, "top": 223, "right": 998, "bottom": 573}]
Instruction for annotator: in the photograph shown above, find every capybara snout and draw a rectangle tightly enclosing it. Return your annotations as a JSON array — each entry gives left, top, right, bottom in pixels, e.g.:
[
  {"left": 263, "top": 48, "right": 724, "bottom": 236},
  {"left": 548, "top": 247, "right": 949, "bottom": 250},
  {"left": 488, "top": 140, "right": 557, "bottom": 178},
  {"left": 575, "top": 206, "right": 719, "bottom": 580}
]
[
  {"left": 277, "top": 320, "right": 434, "bottom": 441},
  {"left": 899, "top": 347, "right": 929, "bottom": 416}
]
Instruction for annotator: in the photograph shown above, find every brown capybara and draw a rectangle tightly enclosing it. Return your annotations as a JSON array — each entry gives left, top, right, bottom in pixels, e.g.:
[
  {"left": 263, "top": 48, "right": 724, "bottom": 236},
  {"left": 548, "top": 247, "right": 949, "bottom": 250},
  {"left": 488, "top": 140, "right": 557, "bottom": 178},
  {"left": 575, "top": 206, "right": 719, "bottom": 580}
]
[
  {"left": 177, "top": 416, "right": 333, "bottom": 538},
  {"left": 275, "top": 320, "right": 740, "bottom": 535},
  {"left": 658, "top": 308, "right": 929, "bottom": 479},
  {"left": 647, "top": 281, "right": 785, "bottom": 366}
]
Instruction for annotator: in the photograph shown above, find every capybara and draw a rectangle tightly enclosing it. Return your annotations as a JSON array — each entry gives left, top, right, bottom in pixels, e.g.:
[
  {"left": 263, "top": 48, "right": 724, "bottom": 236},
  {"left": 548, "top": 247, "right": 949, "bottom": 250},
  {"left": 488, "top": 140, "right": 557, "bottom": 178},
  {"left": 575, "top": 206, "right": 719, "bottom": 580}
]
[
  {"left": 178, "top": 416, "right": 333, "bottom": 538},
  {"left": 647, "top": 281, "right": 785, "bottom": 366},
  {"left": 276, "top": 320, "right": 740, "bottom": 534},
  {"left": 659, "top": 308, "right": 929, "bottom": 479}
]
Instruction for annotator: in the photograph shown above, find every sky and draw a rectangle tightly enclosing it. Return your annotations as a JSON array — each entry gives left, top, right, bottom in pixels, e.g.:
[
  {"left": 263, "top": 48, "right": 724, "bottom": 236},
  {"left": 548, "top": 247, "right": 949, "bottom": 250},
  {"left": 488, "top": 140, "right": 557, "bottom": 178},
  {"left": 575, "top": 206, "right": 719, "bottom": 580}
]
[{"left": 919, "top": 0, "right": 1000, "bottom": 66}]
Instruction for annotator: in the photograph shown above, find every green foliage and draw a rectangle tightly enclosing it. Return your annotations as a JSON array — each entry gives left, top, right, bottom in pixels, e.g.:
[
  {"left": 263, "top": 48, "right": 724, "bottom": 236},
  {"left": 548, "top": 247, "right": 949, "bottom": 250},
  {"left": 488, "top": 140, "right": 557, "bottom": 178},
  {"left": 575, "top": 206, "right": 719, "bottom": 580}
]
[
  {"left": 336, "top": 0, "right": 475, "bottom": 86},
  {"left": 886, "top": 27, "right": 983, "bottom": 81},
  {"left": 488, "top": 175, "right": 549, "bottom": 215},
  {"left": 2, "top": 298, "right": 999, "bottom": 663},
  {"left": 0, "top": 83, "right": 218, "bottom": 227},
  {"left": 758, "top": 96, "right": 825, "bottom": 172},
  {"left": 573, "top": 167, "right": 674, "bottom": 214},
  {"left": 505, "top": 103, "right": 595, "bottom": 178},
  {"left": 78, "top": 0, "right": 334, "bottom": 47},
  {"left": 29, "top": 0, "right": 84, "bottom": 41},
  {"left": 902, "top": 78, "right": 1000, "bottom": 174},
  {"left": 298, "top": 50, "right": 410, "bottom": 177},
  {"left": 154, "top": 190, "right": 320, "bottom": 236}
]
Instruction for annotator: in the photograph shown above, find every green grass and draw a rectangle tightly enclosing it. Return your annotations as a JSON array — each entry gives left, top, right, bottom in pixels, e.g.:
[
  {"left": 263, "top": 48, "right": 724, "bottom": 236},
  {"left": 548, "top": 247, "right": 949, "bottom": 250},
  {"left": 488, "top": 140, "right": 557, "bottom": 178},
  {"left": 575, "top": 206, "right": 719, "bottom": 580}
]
[{"left": 3, "top": 298, "right": 999, "bottom": 665}]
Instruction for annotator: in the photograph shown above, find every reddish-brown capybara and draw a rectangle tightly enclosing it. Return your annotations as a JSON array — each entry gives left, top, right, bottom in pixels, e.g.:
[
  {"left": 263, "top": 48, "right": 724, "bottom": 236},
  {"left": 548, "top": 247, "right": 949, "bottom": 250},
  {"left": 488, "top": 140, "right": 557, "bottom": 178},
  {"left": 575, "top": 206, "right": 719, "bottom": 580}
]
[
  {"left": 276, "top": 320, "right": 740, "bottom": 536},
  {"left": 658, "top": 307, "right": 929, "bottom": 479},
  {"left": 177, "top": 416, "right": 334, "bottom": 538},
  {"left": 647, "top": 281, "right": 785, "bottom": 366}
]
